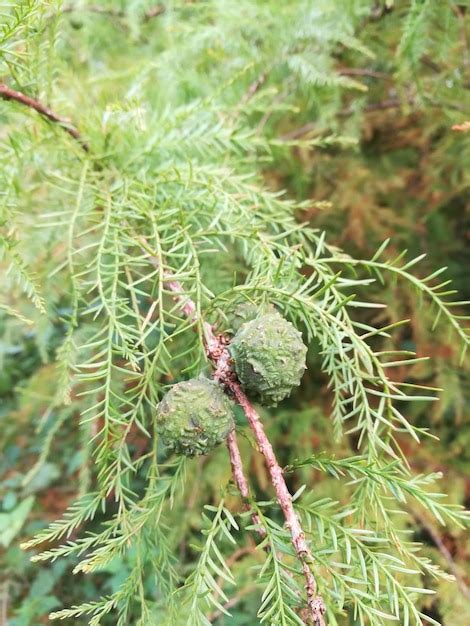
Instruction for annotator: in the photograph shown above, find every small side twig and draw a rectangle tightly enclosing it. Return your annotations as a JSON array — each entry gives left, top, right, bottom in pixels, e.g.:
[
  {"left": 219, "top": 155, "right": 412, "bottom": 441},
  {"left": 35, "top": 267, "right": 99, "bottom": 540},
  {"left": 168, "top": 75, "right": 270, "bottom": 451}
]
[
  {"left": 240, "top": 71, "right": 268, "bottom": 106},
  {"left": 0, "top": 83, "right": 88, "bottom": 151},
  {"left": 141, "top": 240, "right": 326, "bottom": 626},
  {"left": 226, "top": 430, "right": 266, "bottom": 537},
  {"left": 338, "top": 67, "right": 389, "bottom": 80}
]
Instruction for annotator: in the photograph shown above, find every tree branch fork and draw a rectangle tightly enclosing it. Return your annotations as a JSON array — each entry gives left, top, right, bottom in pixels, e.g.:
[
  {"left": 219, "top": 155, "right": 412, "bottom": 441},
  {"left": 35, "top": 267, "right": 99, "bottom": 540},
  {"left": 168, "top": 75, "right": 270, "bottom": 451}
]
[{"left": 143, "top": 244, "right": 326, "bottom": 625}]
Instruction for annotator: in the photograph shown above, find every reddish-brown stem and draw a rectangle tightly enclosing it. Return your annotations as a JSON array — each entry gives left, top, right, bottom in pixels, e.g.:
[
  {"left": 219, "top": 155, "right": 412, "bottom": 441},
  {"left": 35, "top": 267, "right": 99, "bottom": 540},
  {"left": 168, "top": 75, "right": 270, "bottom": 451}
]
[
  {"left": 225, "top": 377, "right": 325, "bottom": 625},
  {"left": 204, "top": 338, "right": 325, "bottom": 623},
  {"left": 141, "top": 240, "right": 326, "bottom": 624},
  {"left": 226, "top": 431, "right": 250, "bottom": 499},
  {"left": 240, "top": 71, "right": 268, "bottom": 105},
  {"left": 0, "top": 83, "right": 88, "bottom": 151},
  {"left": 225, "top": 431, "right": 265, "bottom": 537}
]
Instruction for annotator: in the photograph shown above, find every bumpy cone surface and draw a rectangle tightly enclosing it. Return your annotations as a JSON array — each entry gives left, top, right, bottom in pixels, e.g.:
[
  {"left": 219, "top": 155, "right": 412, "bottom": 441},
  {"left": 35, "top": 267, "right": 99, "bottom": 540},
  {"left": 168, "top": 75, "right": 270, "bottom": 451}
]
[
  {"left": 229, "top": 312, "right": 307, "bottom": 406},
  {"left": 156, "top": 378, "right": 235, "bottom": 456},
  {"left": 228, "top": 302, "right": 276, "bottom": 333}
]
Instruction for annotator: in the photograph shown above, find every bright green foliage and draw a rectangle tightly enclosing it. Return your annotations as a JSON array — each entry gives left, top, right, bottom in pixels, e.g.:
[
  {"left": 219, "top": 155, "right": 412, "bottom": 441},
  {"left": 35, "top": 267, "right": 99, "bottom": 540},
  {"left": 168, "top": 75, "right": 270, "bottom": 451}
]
[
  {"left": 175, "top": 500, "right": 239, "bottom": 625},
  {"left": 230, "top": 312, "right": 307, "bottom": 406},
  {"left": 156, "top": 378, "right": 235, "bottom": 456},
  {"left": 1, "top": 1, "right": 469, "bottom": 625}
]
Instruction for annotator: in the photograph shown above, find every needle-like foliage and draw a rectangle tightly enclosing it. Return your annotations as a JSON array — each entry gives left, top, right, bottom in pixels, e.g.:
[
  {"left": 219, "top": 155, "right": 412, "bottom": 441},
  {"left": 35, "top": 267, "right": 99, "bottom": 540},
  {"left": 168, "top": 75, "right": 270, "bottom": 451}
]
[{"left": 1, "top": 1, "right": 469, "bottom": 624}]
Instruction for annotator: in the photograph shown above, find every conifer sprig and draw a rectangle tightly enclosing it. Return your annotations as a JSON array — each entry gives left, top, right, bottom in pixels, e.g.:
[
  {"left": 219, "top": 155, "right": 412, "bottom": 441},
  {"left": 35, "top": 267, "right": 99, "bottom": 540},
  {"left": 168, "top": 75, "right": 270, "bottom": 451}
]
[
  {"left": 2, "top": 1, "right": 469, "bottom": 624},
  {"left": 141, "top": 238, "right": 326, "bottom": 623}
]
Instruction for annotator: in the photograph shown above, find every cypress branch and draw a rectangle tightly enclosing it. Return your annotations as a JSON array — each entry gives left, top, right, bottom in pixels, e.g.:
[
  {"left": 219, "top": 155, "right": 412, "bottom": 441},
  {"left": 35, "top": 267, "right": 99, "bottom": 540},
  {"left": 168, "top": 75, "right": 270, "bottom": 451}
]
[{"left": 0, "top": 83, "right": 89, "bottom": 151}]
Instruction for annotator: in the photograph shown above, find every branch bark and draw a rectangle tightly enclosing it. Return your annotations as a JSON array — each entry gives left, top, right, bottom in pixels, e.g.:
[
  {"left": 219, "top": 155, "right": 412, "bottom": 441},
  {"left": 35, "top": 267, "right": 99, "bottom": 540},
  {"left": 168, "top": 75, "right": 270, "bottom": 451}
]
[
  {"left": 0, "top": 83, "right": 88, "bottom": 152},
  {"left": 217, "top": 361, "right": 325, "bottom": 626},
  {"left": 140, "top": 240, "right": 326, "bottom": 626}
]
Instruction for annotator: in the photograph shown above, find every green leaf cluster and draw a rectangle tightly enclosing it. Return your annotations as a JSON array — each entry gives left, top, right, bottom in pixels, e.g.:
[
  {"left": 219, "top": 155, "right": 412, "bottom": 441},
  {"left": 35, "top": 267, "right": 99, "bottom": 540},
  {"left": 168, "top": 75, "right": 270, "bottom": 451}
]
[{"left": 0, "top": 1, "right": 469, "bottom": 624}]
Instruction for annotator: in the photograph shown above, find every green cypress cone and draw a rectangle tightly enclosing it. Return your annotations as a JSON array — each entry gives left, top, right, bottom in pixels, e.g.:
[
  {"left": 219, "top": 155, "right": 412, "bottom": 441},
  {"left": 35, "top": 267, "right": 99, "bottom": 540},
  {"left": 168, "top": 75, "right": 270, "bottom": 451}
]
[
  {"left": 229, "top": 311, "right": 307, "bottom": 406},
  {"left": 228, "top": 302, "right": 276, "bottom": 333},
  {"left": 156, "top": 377, "right": 235, "bottom": 456}
]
